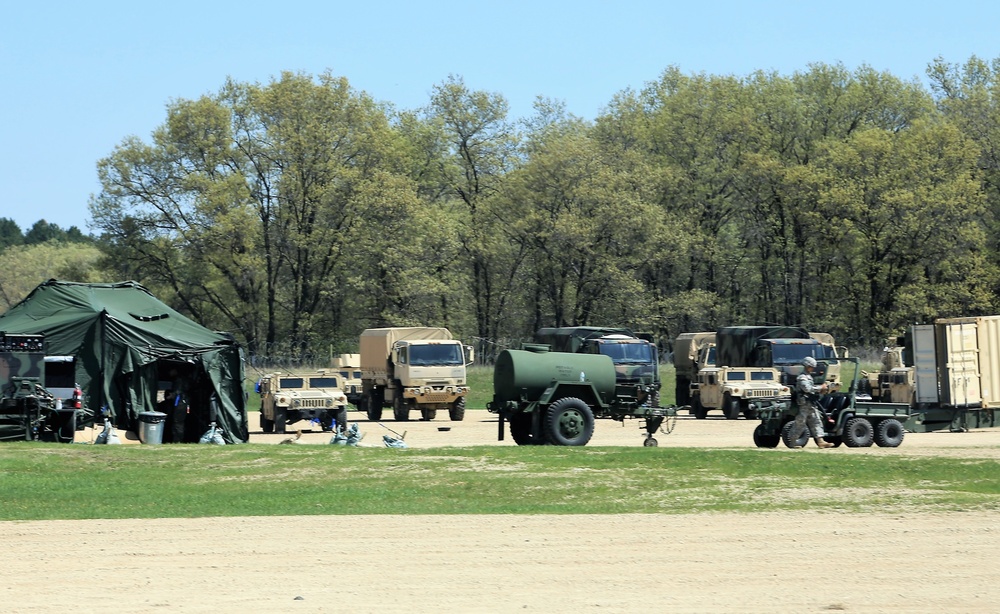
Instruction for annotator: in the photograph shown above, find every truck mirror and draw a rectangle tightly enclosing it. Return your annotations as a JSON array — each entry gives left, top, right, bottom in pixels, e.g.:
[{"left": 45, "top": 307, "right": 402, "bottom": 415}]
[{"left": 465, "top": 345, "right": 475, "bottom": 365}]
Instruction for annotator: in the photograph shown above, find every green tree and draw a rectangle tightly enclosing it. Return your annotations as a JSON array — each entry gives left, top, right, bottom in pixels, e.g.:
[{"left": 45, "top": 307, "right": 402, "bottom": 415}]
[
  {"left": 0, "top": 242, "right": 106, "bottom": 309},
  {"left": 0, "top": 218, "right": 23, "bottom": 251}
]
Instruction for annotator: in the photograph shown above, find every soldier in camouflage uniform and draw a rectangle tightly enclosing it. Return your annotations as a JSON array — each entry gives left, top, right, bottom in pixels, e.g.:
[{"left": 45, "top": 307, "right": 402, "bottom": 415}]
[{"left": 791, "top": 356, "right": 834, "bottom": 449}]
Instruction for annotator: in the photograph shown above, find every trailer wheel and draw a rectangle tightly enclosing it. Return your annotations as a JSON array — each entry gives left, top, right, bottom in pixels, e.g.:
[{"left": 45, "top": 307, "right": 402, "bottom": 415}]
[
  {"left": 692, "top": 396, "right": 708, "bottom": 419},
  {"left": 449, "top": 397, "right": 466, "bottom": 421},
  {"left": 843, "top": 417, "right": 874, "bottom": 447},
  {"left": 723, "top": 394, "right": 741, "bottom": 420},
  {"left": 509, "top": 412, "right": 542, "bottom": 445},
  {"left": 544, "top": 397, "right": 595, "bottom": 446},
  {"left": 643, "top": 436, "right": 658, "bottom": 447},
  {"left": 874, "top": 418, "right": 905, "bottom": 447},
  {"left": 753, "top": 423, "right": 780, "bottom": 448},
  {"left": 781, "top": 421, "right": 810, "bottom": 448}
]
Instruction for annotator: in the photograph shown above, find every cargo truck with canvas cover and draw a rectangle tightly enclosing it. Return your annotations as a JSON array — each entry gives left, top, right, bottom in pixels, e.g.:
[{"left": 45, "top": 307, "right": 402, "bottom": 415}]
[
  {"left": 258, "top": 371, "right": 349, "bottom": 434},
  {"left": 671, "top": 331, "right": 715, "bottom": 406},
  {"left": 534, "top": 327, "right": 661, "bottom": 408},
  {"left": 359, "top": 327, "right": 473, "bottom": 422}
]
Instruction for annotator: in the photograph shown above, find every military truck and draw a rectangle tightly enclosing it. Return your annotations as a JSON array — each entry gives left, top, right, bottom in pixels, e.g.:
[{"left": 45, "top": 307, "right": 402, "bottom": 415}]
[
  {"left": 331, "top": 354, "right": 363, "bottom": 408},
  {"left": 534, "top": 327, "right": 661, "bottom": 407},
  {"left": 690, "top": 327, "right": 839, "bottom": 419},
  {"left": 0, "top": 332, "right": 78, "bottom": 443},
  {"left": 487, "top": 344, "right": 678, "bottom": 446},
  {"left": 257, "top": 371, "right": 349, "bottom": 434},
  {"left": 359, "top": 327, "right": 473, "bottom": 422},
  {"left": 672, "top": 332, "right": 715, "bottom": 406}
]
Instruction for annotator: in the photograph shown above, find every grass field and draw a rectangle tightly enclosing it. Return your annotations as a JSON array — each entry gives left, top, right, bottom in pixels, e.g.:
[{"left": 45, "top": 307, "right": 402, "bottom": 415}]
[{"left": 2, "top": 443, "right": 998, "bottom": 521}]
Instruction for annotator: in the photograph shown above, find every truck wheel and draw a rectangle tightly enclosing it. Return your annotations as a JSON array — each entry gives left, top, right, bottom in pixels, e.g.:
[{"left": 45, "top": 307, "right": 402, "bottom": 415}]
[
  {"left": 260, "top": 413, "right": 274, "bottom": 434},
  {"left": 843, "top": 417, "right": 874, "bottom": 447},
  {"left": 742, "top": 400, "right": 759, "bottom": 420},
  {"left": 723, "top": 393, "right": 741, "bottom": 420},
  {"left": 509, "top": 412, "right": 542, "bottom": 445},
  {"left": 753, "top": 423, "right": 780, "bottom": 448},
  {"left": 366, "top": 406, "right": 382, "bottom": 421},
  {"left": 420, "top": 408, "right": 437, "bottom": 421},
  {"left": 333, "top": 407, "right": 348, "bottom": 432},
  {"left": 676, "top": 378, "right": 691, "bottom": 406},
  {"left": 692, "top": 396, "right": 708, "bottom": 419},
  {"left": 273, "top": 408, "right": 287, "bottom": 435},
  {"left": 544, "top": 397, "right": 595, "bottom": 446},
  {"left": 449, "top": 397, "right": 466, "bottom": 421},
  {"left": 781, "top": 421, "right": 809, "bottom": 448},
  {"left": 365, "top": 393, "right": 383, "bottom": 421},
  {"left": 874, "top": 418, "right": 905, "bottom": 447},
  {"left": 393, "top": 397, "right": 410, "bottom": 421}
]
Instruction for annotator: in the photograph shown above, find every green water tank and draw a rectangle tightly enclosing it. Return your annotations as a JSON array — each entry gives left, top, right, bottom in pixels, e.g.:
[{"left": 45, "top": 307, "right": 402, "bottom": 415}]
[{"left": 493, "top": 347, "right": 615, "bottom": 404}]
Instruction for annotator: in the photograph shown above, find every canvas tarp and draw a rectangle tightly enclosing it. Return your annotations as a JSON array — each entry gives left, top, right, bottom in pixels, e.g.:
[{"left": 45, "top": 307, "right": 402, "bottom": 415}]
[{"left": 0, "top": 280, "right": 249, "bottom": 443}]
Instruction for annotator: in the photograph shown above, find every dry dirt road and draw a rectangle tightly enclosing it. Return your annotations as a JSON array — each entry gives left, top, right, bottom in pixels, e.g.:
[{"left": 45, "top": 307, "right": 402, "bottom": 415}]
[{"left": 3, "top": 411, "right": 998, "bottom": 613}]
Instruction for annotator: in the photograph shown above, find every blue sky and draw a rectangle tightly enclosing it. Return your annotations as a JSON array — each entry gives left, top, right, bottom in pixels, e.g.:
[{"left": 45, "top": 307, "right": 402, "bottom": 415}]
[{"left": 3, "top": 1, "right": 998, "bottom": 233}]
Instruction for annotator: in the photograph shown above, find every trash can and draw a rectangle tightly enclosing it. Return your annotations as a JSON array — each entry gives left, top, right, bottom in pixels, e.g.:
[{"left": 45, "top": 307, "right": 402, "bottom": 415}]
[{"left": 138, "top": 411, "right": 167, "bottom": 444}]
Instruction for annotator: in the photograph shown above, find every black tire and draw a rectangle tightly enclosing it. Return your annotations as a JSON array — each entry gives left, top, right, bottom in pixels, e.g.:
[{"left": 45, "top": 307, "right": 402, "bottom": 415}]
[
  {"left": 692, "top": 395, "right": 708, "bottom": 419},
  {"left": 781, "top": 420, "right": 810, "bottom": 448},
  {"left": 273, "top": 407, "right": 287, "bottom": 435},
  {"left": 420, "top": 408, "right": 437, "bottom": 421},
  {"left": 843, "top": 417, "right": 874, "bottom": 447},
  {"left": 449, "top": 397, "right": 466, "bottom": 421},
  {"left": 723, "top": 393, "right": 741, "bottom": 420},
  {"left": 366, "top": 405, "right": 383, "bottom": 422},
  {"left": 333, "top": 406, "right": 348, "bottom": 432},
  {"left": 823, "top": 436, "right": 843, "bottom": 448},
  {"left": 753, "top": 423, "right": 780, "bottom": 448},
  {"left": 742, "top": 400, "right": 759, "bottom": 420},
  {"left": 643, "top": 436, "right": 658, "bottom": 447},
  {"left": 509, "top": 412, "right": 542, "bottom": 445},
  {"left": 544, "top": 397, "right": 595, "bottom": 446},
  {"left": 874, "top": 418, "right": 905, "bottom": 448},
  {"left": 260, "top": 412, "right": 274, "bottom": 434},
  {"left": 393, "top": 396, "right": 409, "bottom": 421}
]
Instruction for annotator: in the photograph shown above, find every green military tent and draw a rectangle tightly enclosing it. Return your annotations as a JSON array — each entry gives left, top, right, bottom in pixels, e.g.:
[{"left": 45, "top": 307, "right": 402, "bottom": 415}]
[{"left": 0, "top": 280, "right": 249, "bottom": 443}]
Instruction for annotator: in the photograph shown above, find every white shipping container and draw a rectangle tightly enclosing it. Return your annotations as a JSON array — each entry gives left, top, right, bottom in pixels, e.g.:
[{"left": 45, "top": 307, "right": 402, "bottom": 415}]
[{"left": 935, "top": 319, "right": 982, "bottom": 408}]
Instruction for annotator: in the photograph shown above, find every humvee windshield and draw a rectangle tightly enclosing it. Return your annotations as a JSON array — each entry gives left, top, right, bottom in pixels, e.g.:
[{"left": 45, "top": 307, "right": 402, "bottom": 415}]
[
  {"left": 278, "top": 377, "right": 304, "bottom": 388},
  {"left": 410, "top": 344, "right": 464, "bottom": 366},
  {"left": 309, "top": 376, "right": 339, "bottom": 388},
  {"left": 770, "top": 343, "right": 837, "bottom": 365}
]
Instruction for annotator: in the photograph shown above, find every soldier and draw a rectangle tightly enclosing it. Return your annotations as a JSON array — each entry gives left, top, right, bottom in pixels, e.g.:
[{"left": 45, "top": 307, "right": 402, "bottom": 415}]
[{"left": 791, "top": 356, "right": 834, "bottom": 449}]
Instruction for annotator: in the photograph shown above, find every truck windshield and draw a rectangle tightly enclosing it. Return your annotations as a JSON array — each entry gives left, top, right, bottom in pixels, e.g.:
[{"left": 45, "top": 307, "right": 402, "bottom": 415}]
[
  {"left": 771, "top": 344, "right": 836, "bottom": 365},
  {"left": 278, "top": 377, "right": 304, "bottom": 389},
  {"left": 598, "top": 342, "right": 653, "bottom": 364},
  {"left": 409, "top": 344, "right": 464, "bottom": 366}
]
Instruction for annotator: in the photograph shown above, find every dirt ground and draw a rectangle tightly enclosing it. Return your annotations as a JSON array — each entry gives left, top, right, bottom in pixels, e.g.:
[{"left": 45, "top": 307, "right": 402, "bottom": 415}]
[{"left": 4, "top": 411, "right": 998, "bottom": 612}]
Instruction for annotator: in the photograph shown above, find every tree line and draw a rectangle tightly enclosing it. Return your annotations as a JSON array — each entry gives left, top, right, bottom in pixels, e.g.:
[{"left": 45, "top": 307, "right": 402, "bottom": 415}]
[{"left": 11, "top": 56, "right": 1000, "bottom": 358}]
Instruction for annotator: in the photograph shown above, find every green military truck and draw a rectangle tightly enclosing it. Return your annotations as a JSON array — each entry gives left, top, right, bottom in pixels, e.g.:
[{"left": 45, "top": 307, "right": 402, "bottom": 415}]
[
  {"left": 0, "top": 332, "right": 78, "bottom": 443},
  {"left": 257, "top": 371, "right": 349, "bottom": 434}
]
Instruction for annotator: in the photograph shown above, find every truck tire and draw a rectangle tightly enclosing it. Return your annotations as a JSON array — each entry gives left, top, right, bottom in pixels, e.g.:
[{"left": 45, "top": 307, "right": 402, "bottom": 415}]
[
  {"left": 509, "top": 412, "right": 542, "bottom": 445},
  {"left": 366, "top": 392, "right": 383, "bottom": 422},
  {"left": 333, "top": 406, "right": 348, "bottom": 432},
  {"left": 393, "top": 396, "right": 410, "bottom": 421},
  {"left": 874, "top": 418, "right": 905, "bottom": 447},
  {"left": 676, "top": 378, "right": 691, "bottom": 406},
  {"left": 260, "top": 412, "right": 274, "bottom": 434},
  {"left": 449, "top": 397, "right": 466, "bottom": 421},
  {"left": 723, "top": 393, "right": 741, "bottom": 420},
  {"left": 753, "top": 423, "right": 780, "bottom": 448},
  {"left": 273, "top": 407, "right": 287, "bottom": 434},
  {"left": 742, "top": 400, "right": 759, "bottom": 420},
  {"left": 420, "top": 408, "right": 437, "bottom": 421},
  {"left": 781, "top": 420, "right": 809, "bottom": 448},
  {"left": 544, "top": 397, "right": 595, "bottom": 446},
  {"left": 843, "top": 417, "right": 874, "bottom": 447},
  {"left": 692, "top": 396, "right": 708, "bottom": 419}
]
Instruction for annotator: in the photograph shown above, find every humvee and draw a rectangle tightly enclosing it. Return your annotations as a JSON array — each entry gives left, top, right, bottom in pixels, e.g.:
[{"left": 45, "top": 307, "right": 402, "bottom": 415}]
[{"left": 257, "top": 371, "right": 348, "bottom": 434}]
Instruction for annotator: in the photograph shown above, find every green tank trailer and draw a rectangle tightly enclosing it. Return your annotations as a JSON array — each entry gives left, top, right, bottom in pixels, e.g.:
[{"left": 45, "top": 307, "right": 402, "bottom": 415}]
[{"left": 487, "top": 344, "right": 680, "bottom": 447}]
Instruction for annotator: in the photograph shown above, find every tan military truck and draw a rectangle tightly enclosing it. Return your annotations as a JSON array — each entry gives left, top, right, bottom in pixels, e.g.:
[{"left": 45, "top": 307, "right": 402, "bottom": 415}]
[
  {"left": 672, "top": 332, "right": 715, "bottom": 406},
  {"left": 331, "top": 354, "right": 363, "bottom": 408},
  {"left": 359, "top": 327, "right": 473, "bottom": 422},
  {"left": 257, "top": 371, "right": 349, "bottom": 434}
]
